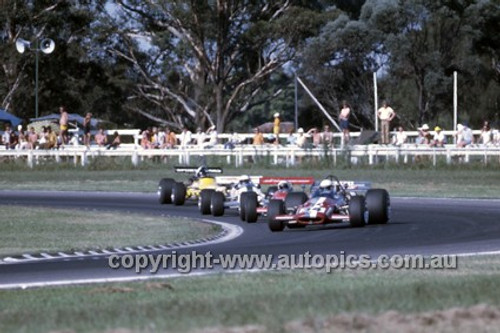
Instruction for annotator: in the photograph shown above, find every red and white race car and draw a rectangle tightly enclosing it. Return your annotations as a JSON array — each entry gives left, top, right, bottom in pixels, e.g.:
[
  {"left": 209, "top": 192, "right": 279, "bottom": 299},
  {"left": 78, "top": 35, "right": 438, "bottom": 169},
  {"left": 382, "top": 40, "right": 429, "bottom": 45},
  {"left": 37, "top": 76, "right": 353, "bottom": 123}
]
[{"left": 267, "top": 175, "right": 390, "bottom": 232}]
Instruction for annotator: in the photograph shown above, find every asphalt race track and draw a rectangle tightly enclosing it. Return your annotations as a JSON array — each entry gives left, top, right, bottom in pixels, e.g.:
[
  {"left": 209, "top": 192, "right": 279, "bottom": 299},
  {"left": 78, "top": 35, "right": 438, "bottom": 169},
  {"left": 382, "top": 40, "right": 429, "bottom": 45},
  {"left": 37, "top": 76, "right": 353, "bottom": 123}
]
[{"left": 1, "top": 190, "right": 500, "bottom": 288}]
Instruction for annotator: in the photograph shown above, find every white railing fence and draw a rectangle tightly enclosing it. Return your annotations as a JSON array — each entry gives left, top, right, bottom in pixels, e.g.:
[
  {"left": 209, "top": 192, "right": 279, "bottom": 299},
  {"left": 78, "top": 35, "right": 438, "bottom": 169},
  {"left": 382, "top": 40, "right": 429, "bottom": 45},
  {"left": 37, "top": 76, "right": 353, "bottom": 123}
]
[{"left": 1, "top": 144, "right": 499, "bottom": 168}]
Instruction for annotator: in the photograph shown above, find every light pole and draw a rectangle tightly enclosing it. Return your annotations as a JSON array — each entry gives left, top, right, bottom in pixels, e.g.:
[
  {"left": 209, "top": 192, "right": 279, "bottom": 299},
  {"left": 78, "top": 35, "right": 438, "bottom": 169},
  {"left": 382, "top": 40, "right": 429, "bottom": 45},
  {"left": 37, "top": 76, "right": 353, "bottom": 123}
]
[{"left": 15, "top": 37, "right": 55, "bottom": 119}]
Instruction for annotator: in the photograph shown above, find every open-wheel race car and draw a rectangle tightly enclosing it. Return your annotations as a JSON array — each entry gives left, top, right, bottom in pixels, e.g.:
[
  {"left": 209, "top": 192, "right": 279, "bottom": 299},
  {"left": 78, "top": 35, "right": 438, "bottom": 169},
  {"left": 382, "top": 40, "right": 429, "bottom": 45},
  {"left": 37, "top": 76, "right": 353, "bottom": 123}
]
[
  {"left": 267, "top": 175, "right": 390, "bottom": 232},
  {"left": 205, "top": 176, "right": 315, "bottom": 223},
  {"left": 158, "top": 166, "right": 228, "bottom": 206}
]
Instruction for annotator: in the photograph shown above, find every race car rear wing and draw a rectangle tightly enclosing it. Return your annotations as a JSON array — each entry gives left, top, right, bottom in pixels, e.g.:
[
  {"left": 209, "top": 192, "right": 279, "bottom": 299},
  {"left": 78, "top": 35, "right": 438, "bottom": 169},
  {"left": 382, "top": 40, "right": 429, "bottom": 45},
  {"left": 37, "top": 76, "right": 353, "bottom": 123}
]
[
  {"left": 215, "top": 176, "right": 262, "bottom": 185},
  {"left": 174, "top": 166, "right": 223, "bottom": 174},
  {"left": 259, "top": 177, "right": 315, "bottom": 185}
]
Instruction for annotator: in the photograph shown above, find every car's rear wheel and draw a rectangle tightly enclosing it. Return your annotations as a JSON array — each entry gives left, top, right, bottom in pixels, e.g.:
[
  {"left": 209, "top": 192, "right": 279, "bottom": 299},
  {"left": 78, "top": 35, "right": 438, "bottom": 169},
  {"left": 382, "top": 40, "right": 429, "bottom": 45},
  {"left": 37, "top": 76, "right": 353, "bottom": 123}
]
[
  {"left": 244, "top": 192, "right": 258, "bottom": 223},
  {"left": 199, "top": 189, "right": 215, "bottom": 215},
  {"left": 171, "top": 182, "right": 186, "bottom": 206},
  {"left": 349, "top": 196, "right": 366, "bottom": 228},
  {"left": 284, "top": 192, "right": 308, "bottom": 212},
  {"left": 366, "top": 189, "right": 390, "bottom": 224},
  {"left": 268, "top": 199, "right": 285, "bottom": 232},
  {"left": 158, "top": 178, "right": 175, "bottom": 204},
  {"left": 211, "top": 191, "right": 225, "bottom": 217}
]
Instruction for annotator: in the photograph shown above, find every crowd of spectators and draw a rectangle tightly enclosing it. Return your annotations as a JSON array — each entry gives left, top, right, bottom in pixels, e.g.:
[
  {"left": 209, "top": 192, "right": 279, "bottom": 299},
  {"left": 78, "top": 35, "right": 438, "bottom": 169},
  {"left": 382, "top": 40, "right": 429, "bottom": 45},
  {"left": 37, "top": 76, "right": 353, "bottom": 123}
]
[
  {"left": 2, "top": 114, "right": 500, "bottom": 151},
  {"left": 390, "top": 120, "right": 499, "bottom": 148}
]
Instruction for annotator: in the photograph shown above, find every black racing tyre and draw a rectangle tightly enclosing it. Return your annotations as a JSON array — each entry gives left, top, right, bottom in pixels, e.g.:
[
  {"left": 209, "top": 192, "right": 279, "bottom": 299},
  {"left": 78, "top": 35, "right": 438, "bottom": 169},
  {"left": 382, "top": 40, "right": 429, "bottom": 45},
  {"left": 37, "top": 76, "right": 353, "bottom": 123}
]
[
  {"left": 266, "top": 186, "right": 279, "bottom": 199},
  {"left": 211, "top": 191, "right": 225, "bottom": 217},
  {"left": 171, "top": 182, "right": 187, "bottom": 206},
  {"left": 268, "top": 199, "right": 285, "bottom": 232},
  {"left": 244, "top": 192, "right": 258, "bottom": 223},
  {"left": 284, "top": 192, "right": 308, "bottom": 212},
  {"left": 158, "top": 178, "right": 175, "bottom": 204},
  {"left": 239, "top": 192, "right": 250, "bottom": 221},
  {"left": 366, "top": 189, "right": 390, "bottom": 224},
  {"left": 349, "top": 195, "right": 366, "bottom": 228},
  {"left": 199, "top": 189, "right": 215, "bottom": 215}
]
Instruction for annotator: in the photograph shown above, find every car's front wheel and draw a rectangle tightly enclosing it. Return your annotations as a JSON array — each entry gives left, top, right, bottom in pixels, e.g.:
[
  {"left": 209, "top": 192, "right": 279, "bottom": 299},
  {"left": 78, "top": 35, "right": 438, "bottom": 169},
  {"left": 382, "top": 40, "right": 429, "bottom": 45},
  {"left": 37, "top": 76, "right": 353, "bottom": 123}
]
[
  {"left": 199, "top": 189, "right": 215, "bottom": 215},
  {"left": 349, "top": 196, "right": 366, "bottom": 228}
]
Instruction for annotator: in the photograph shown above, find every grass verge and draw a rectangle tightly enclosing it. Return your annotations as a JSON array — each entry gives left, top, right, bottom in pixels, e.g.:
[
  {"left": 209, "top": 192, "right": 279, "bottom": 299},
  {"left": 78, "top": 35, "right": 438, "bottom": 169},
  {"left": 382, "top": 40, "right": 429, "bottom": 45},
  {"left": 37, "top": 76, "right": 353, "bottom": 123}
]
[
  {"left": 0, "top": 162, "right": 499, "bottom": 197},
  {"left": 1, "top": 255, "right": 500, "bottom": 332},
  {"left": 0, "top": 206, "right": 220, "bottom": 257}
]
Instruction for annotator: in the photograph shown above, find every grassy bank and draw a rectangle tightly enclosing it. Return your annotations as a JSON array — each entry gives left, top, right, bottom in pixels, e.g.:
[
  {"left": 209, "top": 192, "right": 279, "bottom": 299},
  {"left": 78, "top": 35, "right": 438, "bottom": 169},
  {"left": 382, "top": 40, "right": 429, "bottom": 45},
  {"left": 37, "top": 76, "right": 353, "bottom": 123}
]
[
  {"left": 0, "top": 206, "right": 220, "bottom": 257},
  {"left": 0, "top": 160, "right": 499, "bottom": 197},
  {"left": 1, "top": 255, "right": 500, "bottom": 332}
]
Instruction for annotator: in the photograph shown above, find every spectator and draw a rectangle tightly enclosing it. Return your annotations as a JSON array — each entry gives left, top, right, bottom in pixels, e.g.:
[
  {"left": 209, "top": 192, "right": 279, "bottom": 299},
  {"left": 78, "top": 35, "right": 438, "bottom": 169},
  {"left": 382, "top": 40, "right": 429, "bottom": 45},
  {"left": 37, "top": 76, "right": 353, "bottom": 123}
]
[
  {"left": 83, "top": 112, "right": 92, "bottom": 148},
  {"left": 205, "top": 125, "right": 218, "bottom": 148},
  {"left": 492, "top": 129, "right": 500, "bottom": 146},
  {"left": 392, "top": 126, "right": 407, "bottom": 146},
  {"left": 252, "top": 128, "right": 264, "bottom": 145},
  {"left": 456, "top": 123, "right": 474, "bottom": 148},
  {"left": 224, "top": 132, "right": 241, "bottom": 149},
  {"left": 157, "top": 127, "right": 167, "bottom": 148},
  {"left": 478, "top": 121, "right": 492, "bottom": 146},
  {"left": 167, "top": 128, "right": 177, "bottom": 148},
  {"left": 339, "top": 100, "right": 351, "bottom": 144},
  {"left": 416, "top": 124, "right": 432, "bottom": 145},
  {"left": 307, "top": 128, "right": 321, "bottom": 148},
  {"left": 141, "top": 127, "right": 152, "bottom": 149},
  {"left": 377, "top": 100, "right": 396, "bottom": 144},
  {"left": 38, "top": 126, "right": 48, "bottom": 148},
  {"left": 196, "top": 127, "right": 206, "bottom": 148},
  {"left": 286, "top": 129, "right": 297, "bottom": 146},
  {"left": 106, "top": 131, "right": 121, "bottom": 150},
  {"left": 45, "top": 127, "right": 58, "bottom": 149},
  {"left": 28, "top": 126, "right": 39, "bottom": 149},
  {"left": 321, "top": 125, "right": 333, "bottom": 147},
  {"left": 296, "top": 128, "right": 307, "bottom": 148},
  {"left": 2, "top": 124, "right": 12, "bottom": 149},
  {"left": 431, "top": 126, "right": 447, "bottom": 147},
  {"left": 16, "top": 125, "right": 30, "bottom": 150},
  {"left": 179, "top": 127, "right": 192, "bottom": 148},
  {"left": 273, "top": 112, "right": 280, "bottom": 145},
  {"left": 95, "top": 128, "right": 108, "bottom": 147},
  {"left": 151, "top": 127, "right": 160, "bottom": 148},
  {"left": 59, "top": 106, "right": 69, "bottom": 145}
]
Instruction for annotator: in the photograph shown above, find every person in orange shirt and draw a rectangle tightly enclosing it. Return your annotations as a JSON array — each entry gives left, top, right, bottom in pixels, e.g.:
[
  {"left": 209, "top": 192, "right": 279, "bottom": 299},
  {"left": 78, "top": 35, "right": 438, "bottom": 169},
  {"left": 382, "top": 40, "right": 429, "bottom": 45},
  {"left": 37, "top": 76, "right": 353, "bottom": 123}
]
[
  {"left": 253, "top": 128, "right": 264, "bottom": 145},
  {"left": 167, "top": 129, "right": 177, "bottom": 148},
  {"left": 273, "top": 112, "right": 280, "bottom": 145}
]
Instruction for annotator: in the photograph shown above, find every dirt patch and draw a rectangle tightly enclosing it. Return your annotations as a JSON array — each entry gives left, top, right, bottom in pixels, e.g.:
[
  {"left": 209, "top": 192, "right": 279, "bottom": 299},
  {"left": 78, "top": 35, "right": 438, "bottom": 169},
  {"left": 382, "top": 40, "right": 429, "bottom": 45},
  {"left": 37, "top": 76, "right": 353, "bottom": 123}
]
[
  {"left": 284, "top": 304, "right": 500, "bottom": 333},
  {"left": 190, "top": 304, "right": 500, "bottom": 333}
]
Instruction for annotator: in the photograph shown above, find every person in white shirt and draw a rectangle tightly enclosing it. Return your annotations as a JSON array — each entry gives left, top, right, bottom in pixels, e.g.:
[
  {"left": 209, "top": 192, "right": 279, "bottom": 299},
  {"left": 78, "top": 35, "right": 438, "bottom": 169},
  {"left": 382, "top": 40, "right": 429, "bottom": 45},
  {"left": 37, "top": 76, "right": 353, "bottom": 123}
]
[
  {"left": 456, "top": 123, "right": 474, "bottom": 148},
  {"left": 431, "top": 126, "right": 446, "bottom": 147},
  {"left": 196, "top": 127, "right": 206, "bottom": 148},
  {"left": 392, "top": 126, "right": 407, "bottom": 146},
  {"left": 205, "top": 126, "right": 218, "bottom": 148},
  {"left": 377, "top": 100, "right": 396, "bottom": 144},
  {"left": 179, "top": 127, "right": 192, "bottom": 148},
  {"left": 479, "top": 121, "right": 492, "bottom": 146}
]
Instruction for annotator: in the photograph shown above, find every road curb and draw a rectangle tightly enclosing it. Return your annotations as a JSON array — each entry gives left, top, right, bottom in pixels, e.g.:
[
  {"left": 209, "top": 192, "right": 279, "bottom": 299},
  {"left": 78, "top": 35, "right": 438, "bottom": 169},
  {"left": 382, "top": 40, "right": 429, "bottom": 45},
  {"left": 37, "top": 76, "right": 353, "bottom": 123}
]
[{"left": 0, "top": 219, "right": 243, "bottom": 265}]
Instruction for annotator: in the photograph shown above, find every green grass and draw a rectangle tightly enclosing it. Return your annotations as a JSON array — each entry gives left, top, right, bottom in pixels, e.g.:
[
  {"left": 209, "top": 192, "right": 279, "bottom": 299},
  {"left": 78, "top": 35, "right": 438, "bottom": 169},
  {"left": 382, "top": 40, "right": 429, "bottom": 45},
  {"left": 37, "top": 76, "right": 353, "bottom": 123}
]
[
  {"left": 1, "top": 255, "right": 500, "bottom": 332},
  {"left": 0, "top": 161, "right": 499, "bottom": 197},
  {"left": 0, "top": 206, "right": 220, "bottom": 257}
]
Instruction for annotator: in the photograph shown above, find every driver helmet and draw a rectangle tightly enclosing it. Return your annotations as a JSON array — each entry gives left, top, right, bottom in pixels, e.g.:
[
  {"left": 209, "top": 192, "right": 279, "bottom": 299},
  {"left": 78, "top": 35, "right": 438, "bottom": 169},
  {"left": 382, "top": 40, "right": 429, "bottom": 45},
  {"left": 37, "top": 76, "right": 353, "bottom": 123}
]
[
  {"left": 238, "top": 175, "right": 251, "bottom": 185},
  {"left": 319, "top": 179, "right": 334, "bottom": 191},
  {"left": 196, "top": 166, "right": 207, "bottom": 178},
  {"left": 277, "top": 180, "right": 291, "bottom": 191}
]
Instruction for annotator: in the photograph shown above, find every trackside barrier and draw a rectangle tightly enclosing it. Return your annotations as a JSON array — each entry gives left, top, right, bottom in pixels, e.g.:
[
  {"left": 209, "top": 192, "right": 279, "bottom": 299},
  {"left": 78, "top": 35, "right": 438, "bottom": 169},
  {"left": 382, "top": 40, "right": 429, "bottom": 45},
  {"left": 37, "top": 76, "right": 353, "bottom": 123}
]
[{"left": 1, "top": 144, "right": 499, "bottom": 168}]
